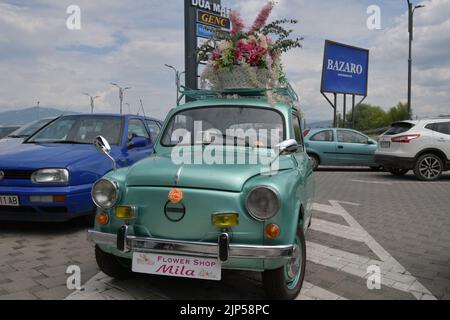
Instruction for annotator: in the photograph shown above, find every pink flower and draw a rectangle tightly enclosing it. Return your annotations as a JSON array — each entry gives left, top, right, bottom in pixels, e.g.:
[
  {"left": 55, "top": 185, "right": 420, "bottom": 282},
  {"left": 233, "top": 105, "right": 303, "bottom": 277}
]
[
  {"left": 249, "top": 1, "right": 274, "bottom": 33},
  {"left": 230, "top": 11, "right": 245, "bottom": 37}
]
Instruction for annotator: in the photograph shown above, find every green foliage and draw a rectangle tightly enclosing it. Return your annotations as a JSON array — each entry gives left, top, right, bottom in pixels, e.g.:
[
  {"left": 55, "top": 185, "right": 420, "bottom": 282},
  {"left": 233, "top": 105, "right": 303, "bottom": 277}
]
[
  {"left": 341, "top": 102, "right": 411, "bottom": 132},
  {"left": 388, "top": 102, "right": 409, "bottom": 123}
]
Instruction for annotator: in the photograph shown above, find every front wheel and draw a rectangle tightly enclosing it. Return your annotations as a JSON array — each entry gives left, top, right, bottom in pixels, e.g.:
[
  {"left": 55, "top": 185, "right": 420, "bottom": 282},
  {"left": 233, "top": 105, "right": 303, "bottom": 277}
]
[
  {"left": 262, "top": 228, "right": 306, "bottom": 300},
  {"left": 413, "top": 154, "right": 443, "bottom": 181},
  {"left": 309, "top": 154, "right": 320, "bottom": 171},
  {"left": 95, "top": 245, "right": 132, "bottom": 280}
]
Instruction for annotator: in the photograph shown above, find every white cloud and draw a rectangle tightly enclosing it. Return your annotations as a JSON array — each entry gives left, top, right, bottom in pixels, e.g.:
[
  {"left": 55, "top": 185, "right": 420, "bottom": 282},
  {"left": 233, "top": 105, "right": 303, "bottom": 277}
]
[{"left": 0, "top": 0, "right": 449, "bottom": 124}]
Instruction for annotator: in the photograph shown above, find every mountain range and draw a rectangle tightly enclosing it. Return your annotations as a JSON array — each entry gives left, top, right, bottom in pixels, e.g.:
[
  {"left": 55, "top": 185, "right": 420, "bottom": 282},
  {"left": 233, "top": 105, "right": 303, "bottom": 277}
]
[{"left": 0, "top": 107, "right": 73, "bottom": 125}]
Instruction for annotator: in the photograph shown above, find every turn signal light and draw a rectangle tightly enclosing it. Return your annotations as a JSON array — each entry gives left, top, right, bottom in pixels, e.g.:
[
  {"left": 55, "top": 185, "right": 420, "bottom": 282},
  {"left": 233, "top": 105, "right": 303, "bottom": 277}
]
[
  {"left": 115, "top": 206, "right": 135, "bottom": 220},
  {"left": 97, "top": 212, "right": 109, "bottom": 225},
  {"left": 265, "top": 224, "right": 281, "bottom": 239},
  {"left": 212, "top": 213, "right": 239, "bottom": 228}
]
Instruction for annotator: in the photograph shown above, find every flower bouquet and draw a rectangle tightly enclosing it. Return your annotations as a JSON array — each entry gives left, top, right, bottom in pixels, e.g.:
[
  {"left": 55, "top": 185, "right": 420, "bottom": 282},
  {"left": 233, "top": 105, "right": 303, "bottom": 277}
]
[{"left": 199, "top": 1, "right": 303, "bottom": 91}]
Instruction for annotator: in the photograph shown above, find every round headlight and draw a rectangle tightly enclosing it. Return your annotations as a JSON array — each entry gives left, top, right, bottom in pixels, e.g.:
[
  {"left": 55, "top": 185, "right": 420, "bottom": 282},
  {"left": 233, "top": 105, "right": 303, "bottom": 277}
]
[
  {"left": 92, "top": 179, "right": 119, "bottom": 209},
  {"left": 246, "top": 186, "right": 280, "bottom": 221}
]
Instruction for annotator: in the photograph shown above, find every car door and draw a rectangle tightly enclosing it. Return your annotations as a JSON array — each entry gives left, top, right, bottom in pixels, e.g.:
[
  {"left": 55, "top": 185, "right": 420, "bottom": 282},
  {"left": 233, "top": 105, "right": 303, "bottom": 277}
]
[
  {"left": 292, "top": 113, "right": 314, "bottom": 228},
  {"left": 431, "top": 122, "right": 450, "bottom": 161},
  {"left": 122, "top": 118, "right": 152, "bottom": 166},
  {"left": 335, "top": 130, "right": 375, "bottom": 165},
  {"left": 306, "top": 129, "right": 337, "bottom": 164}
]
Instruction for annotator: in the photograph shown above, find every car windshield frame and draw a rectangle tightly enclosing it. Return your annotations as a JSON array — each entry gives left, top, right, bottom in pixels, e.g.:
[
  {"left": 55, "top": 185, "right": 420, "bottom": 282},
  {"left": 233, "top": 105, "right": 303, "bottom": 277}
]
[
  {"left": 160, "top": 106, "right": 286, "bottom": 149},
  {"left": 26, "top": 115, "right": 124, "bottom": 145}
]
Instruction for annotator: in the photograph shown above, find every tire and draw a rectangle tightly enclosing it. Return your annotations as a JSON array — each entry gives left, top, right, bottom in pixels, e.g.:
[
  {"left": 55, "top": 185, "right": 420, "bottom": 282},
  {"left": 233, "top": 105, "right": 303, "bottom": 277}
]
[
  {"left": 309, "top": 154, "right": 320, "bottom": 171},
  {"left": 370, "top": 166, "right": 382, "bottom": 171},
  {"left": 389, "top": 168, "right": 409, "bottom": 176},
  {"left": 95, "top": 245, "right": 132, "bottom": 280},
  {"left": 413, "top": 154, "right": 443, "bottom": 181},
  {"left": 262, "top": 228, "right": 306, "bottom": 300}
]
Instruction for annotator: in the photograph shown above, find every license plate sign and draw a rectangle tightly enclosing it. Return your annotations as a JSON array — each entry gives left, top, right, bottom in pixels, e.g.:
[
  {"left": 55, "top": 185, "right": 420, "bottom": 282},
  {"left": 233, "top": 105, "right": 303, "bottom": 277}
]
[
  {"left": 132, "top": 252, "right": 221, "bottom": 281},
  {"left": 380, "top": 141, "right": 390, "bottom": 148},
  {"left": 0, "top": 195, "right": 19, "bottom": 207}
]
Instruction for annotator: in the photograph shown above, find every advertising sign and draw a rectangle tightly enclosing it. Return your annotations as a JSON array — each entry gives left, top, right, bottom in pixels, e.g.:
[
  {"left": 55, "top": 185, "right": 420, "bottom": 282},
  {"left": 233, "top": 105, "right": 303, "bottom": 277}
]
[
  {"left": 321, "top": 40, "right": 369, "bottom": 96},
  {"left": 197, "top": 9, "right": 231, "bottom": 30}
]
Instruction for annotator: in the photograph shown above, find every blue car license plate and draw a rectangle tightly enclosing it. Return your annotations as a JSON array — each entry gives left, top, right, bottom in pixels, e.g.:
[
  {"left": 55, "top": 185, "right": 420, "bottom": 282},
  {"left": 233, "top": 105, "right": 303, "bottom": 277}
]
[{"left": 0, "top": 195, "right": 20, "bottom": 206}]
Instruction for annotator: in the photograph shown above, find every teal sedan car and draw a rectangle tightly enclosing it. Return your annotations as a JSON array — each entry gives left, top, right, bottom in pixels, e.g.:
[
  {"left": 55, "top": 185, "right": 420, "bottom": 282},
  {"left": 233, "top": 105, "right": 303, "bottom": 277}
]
[
  {"left": 87, "top": 87, "right": 315, "bottom": 299},
  {"left": 304, "top": 128, "right": 379, "bottom": 170}
]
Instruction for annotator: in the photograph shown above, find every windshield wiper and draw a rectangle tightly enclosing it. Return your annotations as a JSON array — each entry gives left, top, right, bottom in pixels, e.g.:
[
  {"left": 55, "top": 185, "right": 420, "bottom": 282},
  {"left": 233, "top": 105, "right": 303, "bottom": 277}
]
[
  {"left": 49, "top": 141, "right": 90, "bottom": 144},
  {"left": 7, "top": 135, "right": 27, "bottom": 138},
  {"left": 29, "top": 140, "right": 90, "bottom": 145}
]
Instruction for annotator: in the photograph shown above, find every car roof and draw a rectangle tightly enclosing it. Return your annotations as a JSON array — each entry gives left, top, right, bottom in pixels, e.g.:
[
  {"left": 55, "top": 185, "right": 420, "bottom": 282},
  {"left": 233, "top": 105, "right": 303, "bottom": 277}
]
[{"left": 57, "top": 113, "right": 161, "bottom": 122}]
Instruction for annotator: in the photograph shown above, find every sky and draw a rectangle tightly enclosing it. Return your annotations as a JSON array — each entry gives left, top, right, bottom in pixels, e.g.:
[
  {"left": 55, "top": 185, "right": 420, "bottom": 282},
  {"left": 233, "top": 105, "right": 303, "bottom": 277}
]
[{"left": 0, "top": 0, "right": 449, "bottom": 123}]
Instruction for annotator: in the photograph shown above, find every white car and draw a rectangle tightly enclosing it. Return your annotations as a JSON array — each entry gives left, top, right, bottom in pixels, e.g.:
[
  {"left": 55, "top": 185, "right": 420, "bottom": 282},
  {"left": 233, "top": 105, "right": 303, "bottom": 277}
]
[{"left": 375, "top": 118, "right": 450, "bottom": 181}]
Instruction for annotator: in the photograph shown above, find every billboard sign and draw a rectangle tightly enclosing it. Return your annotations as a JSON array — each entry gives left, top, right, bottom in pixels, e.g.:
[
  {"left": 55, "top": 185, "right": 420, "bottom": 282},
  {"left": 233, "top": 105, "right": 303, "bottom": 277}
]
[
  {"left": 197, "top": 23, "right": 228, "bottom": 39},
  {"left": 321, "top": 40, "right": 369, "bottom": 96},
  {"left": 197, "top": 9, "right": 231, "bottom": 30}
]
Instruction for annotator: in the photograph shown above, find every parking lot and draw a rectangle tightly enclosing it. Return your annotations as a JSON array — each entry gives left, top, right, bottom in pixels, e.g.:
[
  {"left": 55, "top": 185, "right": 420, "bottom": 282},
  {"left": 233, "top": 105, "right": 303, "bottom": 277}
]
[{"left": 1, "top": 168, "right": 449, "bottom": 300}]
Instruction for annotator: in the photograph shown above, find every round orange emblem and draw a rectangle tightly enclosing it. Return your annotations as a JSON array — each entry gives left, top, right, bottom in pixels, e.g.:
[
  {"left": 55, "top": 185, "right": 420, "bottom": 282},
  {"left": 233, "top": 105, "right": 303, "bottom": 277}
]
[{"left": 168, "top": 188, "right": 183, "bottom": 204}]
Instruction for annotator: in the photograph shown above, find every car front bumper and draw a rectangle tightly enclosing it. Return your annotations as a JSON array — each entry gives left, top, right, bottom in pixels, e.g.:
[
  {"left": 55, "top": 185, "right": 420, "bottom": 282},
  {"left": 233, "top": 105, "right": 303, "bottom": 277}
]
[
  {"left": 0, "top": 184, "right": 94, "bottom": 221},
  {"left": 374, "top": 154, "right": 415, "bottom": 169},
  {"left": 87, "top": 229, "right": 297, "bottom": 262}
]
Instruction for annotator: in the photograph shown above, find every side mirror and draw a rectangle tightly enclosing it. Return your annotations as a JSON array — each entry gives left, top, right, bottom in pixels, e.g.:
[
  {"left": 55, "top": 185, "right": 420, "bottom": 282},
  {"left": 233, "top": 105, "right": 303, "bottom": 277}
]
[
  {"left": 94, "top": 136, "right": 116, "bottom": 171},
  {"left": 128, "top": 136, "right": 148, "bottom": 149},
  {"left": 367, "top": 140, "right": 375, "bottom": 145},
  {"left": 278, "top": 139, "right": 299, "bottom": 155},
  {"left": 94, "top": 136, "right": 111, "bottom": 153}
]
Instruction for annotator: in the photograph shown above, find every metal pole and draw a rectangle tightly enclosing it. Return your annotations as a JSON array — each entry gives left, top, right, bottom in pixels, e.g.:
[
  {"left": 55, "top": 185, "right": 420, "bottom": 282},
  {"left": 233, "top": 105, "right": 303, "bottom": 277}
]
[
  {"left": 408, "top": 1, "right": 413, "bottom": 120},
  {"left": 407, "top": 1, "right": 425, "bottom": 120},
  {"left": 343, "top": 94, "right": 347, "bottom": 128},
  {"left": 352, "top": 95, "right": 356, "bottom": 129},
  {"left": 333, "top": 93, "right": 337, "bottom": 128}
]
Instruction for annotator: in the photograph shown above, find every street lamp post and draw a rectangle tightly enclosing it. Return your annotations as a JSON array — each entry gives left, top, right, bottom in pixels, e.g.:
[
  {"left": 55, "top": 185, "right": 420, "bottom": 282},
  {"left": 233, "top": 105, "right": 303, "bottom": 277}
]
[
  {"left": 84, "top": 93, "right": 100, "bottom": 113},
  {"left": 36, "top": 101, "right": 40, "bottom": 120},
  {"left": 407, "top": 0, "right": 425, "bottom": 120},
  {"left": 111, "top": 83, "right": 131, "bottom": 114},
  {"left": 165, "top": 64, "right": 185, "bottom": 105}
]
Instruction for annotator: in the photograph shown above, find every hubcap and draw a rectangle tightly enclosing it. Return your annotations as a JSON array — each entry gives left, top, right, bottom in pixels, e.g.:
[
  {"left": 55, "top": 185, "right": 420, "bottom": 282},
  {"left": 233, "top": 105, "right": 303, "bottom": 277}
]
[
  {"left": 286, "top": 245, "right": 300, "bottom": 280},
  {"left": 419, "top": 157, "right": 441, "bottom": 179}
]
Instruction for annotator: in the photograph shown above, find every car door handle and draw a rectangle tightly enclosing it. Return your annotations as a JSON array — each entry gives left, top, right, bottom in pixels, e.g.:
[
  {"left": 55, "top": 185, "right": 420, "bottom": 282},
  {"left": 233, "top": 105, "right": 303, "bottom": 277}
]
[{"left": 338, "top": 146, "right": 344, "bottom": 149}]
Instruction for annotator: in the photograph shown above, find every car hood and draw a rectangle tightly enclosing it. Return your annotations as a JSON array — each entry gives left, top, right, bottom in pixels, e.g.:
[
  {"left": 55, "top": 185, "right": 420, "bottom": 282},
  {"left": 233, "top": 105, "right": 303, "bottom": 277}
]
[
  {"left": 0, "top": 142, "right": 102, "bottom": 169},
  {"left": 125, "top": 148, "right": 295, "bottom": 192}
]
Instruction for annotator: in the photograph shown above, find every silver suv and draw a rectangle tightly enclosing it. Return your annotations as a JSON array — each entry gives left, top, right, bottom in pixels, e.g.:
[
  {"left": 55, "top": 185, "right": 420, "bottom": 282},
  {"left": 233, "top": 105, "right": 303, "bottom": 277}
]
[{"left": 375, "top": 118, "right": 450, "bottom": 181}]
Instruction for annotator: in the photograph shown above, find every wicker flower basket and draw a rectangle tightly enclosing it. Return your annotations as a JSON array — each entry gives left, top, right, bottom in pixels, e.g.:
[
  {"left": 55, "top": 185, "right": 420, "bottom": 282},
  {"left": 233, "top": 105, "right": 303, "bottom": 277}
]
[{"left": 203, "top": 65, "right": 272, "bottom": 90}]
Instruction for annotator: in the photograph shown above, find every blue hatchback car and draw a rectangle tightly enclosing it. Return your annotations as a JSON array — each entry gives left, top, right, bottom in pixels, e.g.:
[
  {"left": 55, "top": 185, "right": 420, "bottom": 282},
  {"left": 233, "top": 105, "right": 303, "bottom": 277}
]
[
  {"left": 0, "top": 114, "right": 161, "bottom": 222},
  {"left": 304, "top": 128, "right": 378, "bottom": 170}
]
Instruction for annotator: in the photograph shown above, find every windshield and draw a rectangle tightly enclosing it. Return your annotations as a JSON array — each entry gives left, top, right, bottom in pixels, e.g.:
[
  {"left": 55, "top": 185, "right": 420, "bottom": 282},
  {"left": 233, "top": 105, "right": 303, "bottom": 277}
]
[
  {"left": 27, "top": 116, "right": 123, "bottom": 145},
  {"left": 161, "top": 106, "right": 285, "bottom": 148},
  {"left": 8, "top": 118, "right": 54, "bottom": 138}
]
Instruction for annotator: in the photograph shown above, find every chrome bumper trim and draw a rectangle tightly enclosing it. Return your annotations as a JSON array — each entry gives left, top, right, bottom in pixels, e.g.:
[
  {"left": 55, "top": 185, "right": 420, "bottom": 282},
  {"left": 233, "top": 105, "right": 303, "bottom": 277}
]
[{"left": 87, "top": 230, "right": 295, "bottom": 260}]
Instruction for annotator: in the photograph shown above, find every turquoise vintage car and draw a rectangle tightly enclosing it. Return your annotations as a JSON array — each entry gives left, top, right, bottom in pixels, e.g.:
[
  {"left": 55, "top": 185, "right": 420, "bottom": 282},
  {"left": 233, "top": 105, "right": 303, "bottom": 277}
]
[{"left": 87, "top": 87, "right": 315, "bottom": 299}]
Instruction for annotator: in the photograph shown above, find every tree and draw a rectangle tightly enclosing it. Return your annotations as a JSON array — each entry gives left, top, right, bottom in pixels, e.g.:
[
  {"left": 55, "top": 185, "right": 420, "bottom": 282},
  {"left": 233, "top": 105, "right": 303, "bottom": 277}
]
[
  {"left": 350, "top": 104, "right": 390, "bottom": 132},
  {"left": 388, "top": 102, "right": 409, "bottom": 123}
]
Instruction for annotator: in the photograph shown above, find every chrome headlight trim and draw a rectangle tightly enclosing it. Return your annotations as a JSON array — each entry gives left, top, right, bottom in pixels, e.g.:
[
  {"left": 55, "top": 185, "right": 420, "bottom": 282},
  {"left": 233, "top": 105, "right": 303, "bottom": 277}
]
[
  {"left": 91, "top": 178, "right": 120, "bottom": 209},
  {"left": 245, "top": 186, "right": 281, "bottom": 221},
  {"left": 31, "top": 169, "right": 69, "bottom": 184}
]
